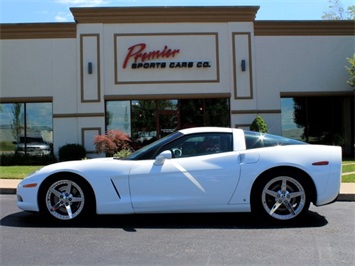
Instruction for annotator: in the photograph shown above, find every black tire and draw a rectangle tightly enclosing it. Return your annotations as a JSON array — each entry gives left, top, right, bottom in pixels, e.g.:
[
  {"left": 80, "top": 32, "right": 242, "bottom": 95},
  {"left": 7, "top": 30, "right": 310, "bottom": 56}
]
[
  {"left": 38, "top": 174, "right": 94, "bottom": 223},
  {"left": 251, "top": 170, "right": 311, "bottom": 223}
]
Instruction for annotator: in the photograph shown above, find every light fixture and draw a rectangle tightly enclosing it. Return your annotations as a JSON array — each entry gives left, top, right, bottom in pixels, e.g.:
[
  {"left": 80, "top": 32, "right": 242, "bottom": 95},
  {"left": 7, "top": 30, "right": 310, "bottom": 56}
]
[
  {"left": 241, "top": 60, "right": 246, "bottom": 72},
  {"left": 88, "top": 62, "right": 93, "bottom": 74}
]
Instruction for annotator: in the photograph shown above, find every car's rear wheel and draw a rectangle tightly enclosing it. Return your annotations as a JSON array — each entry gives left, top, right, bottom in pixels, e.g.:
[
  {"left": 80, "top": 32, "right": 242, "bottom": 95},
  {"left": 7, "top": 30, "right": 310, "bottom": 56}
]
[
  {"left": 251, "top": 170, "right": 311, "bottom": 223},
  {"left": 39, "top": 175, "right": 93, "bottom": 222}
]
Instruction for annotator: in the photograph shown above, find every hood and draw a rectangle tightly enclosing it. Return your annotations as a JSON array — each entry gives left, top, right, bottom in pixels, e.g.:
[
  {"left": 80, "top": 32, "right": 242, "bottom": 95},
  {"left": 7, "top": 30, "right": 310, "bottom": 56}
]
[{"left": 36, "top": 157, "right": 132, "bottom": 176}]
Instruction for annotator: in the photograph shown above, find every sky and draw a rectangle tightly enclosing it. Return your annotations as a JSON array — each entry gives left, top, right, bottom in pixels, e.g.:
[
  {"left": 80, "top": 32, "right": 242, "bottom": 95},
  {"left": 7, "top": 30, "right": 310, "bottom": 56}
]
[{"left": 0, "top": 0, "right": 353, "bottom": 23}]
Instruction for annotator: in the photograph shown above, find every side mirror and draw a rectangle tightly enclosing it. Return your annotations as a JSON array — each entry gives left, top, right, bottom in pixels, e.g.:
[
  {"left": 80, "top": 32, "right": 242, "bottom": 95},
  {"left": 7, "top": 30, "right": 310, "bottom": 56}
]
[{"left": 154, "top": 150, "right": 172, "bottom": 166}]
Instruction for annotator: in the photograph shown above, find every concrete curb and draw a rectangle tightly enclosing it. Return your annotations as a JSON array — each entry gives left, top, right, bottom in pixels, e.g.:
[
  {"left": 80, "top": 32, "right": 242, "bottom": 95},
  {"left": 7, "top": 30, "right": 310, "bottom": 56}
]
[
  {"left": 336, "top": 194, "right": 355, "bottom": 202},
  {"left": 0, "top": 188, "right": 17, "bottom": 195}
]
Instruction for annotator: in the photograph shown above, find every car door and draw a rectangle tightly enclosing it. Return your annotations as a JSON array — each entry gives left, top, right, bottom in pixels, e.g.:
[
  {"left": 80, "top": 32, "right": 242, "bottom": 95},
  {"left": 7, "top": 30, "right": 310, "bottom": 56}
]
[{"left": 129, "top": 132, "right": 241, "bottom": 211}]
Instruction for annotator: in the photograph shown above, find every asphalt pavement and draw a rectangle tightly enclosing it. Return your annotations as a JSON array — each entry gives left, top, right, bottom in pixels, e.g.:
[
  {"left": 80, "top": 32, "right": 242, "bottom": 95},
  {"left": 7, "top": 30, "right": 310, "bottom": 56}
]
[{"left": 0, "top": 178, "right": 354, "bottom": 201}]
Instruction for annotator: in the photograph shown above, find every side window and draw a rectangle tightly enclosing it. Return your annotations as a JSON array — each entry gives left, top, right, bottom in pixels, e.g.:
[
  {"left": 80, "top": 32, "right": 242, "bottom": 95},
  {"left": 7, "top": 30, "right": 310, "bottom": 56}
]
[{"left": 160, "top": 133, "right": 232, "bottom": 158}]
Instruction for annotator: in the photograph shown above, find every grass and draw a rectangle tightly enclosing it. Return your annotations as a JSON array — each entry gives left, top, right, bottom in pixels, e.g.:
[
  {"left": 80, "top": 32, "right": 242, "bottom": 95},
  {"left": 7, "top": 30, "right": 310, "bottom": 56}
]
[
  {"left": 0, "top": 166, "right": 43, "bottom": 179},
  {"left": 342, "top": 159, "right": 355, "bottom": 182},
  {"left": 342, "top": 162, "right": 355, "bottom": 173},
  {"left": 0, "top": 160, "right": 354, "bottom": 182},
  {"left": 342, "top": 175, "right": 355, "bottom": 183},
  {"left": 0, "top": 141, "right": 16, "bottom": 152}
]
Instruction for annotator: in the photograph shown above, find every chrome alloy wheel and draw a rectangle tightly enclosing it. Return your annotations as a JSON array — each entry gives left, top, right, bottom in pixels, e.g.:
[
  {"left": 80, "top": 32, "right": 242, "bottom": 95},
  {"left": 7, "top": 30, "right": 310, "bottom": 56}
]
[
  {"left": 261, "top": 176, "right": 306, "bottom": 220},
  {"left": 45, "top": 179, "right": 85, "bottom": 220}
]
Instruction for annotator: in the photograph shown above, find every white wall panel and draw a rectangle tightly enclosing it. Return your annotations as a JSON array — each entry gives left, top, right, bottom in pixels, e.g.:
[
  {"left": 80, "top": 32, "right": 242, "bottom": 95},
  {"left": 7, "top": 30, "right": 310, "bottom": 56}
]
[
  {"left": 233, "top": 33, "right": 252, "bottom": 99},
  {"left": 254, "top": 36, "right": 354, "bottom": 110},
  {"left": 52, "top": 39, "right": 77, "bottom": 114},
  {"left": 81, "top": 34, "right": 100, "bottom": 102},
  {"left": 1, "top": 40, "right": 54, "bottom": 97}
]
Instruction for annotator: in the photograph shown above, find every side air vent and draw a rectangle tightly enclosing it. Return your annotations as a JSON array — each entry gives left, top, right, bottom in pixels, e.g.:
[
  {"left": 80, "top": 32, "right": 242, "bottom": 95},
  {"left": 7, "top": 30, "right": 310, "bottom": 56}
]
[{"left": 110, "top": 179, "right": 121, "bottom": 199}]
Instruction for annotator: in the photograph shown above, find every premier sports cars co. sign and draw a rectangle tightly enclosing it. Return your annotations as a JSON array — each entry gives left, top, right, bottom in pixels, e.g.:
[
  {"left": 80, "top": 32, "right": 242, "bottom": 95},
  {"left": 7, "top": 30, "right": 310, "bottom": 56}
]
[{"left": 114, "top": 34, "right": 219, "bottom": 84}]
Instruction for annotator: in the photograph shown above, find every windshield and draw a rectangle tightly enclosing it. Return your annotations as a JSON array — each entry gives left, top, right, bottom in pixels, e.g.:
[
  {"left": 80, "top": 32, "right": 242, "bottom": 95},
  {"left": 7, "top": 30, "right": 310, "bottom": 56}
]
[{"left": 123, "top": 131, "right": 183, "bottom": 160}]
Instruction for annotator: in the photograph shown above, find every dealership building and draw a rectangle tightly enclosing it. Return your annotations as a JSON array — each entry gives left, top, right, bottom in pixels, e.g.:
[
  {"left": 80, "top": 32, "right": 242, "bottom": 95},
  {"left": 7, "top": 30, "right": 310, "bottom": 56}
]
[{"left": 0, "top": 6, "right": 354, "bottom": 157}]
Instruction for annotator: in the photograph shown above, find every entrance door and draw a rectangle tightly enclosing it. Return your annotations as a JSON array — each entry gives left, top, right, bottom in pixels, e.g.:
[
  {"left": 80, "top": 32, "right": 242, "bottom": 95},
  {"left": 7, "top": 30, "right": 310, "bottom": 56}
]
[
  {"left": 157, "top": 99, "right": 179, "bottom": 138},
  {"left": 129, "top": 132, "right": 239, "bottom": 211},
  {"left": 158, "top": 112, "right": 178, "bottom": 138},
  {"left": 127, "top": 98, "right": 230, "bottom": 147}
]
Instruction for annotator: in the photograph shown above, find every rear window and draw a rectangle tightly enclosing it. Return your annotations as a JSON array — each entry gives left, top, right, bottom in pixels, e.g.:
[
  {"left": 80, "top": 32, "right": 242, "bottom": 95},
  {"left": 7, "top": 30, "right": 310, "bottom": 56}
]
[{"left": 244, "top": 131, "right": 305, "bottom": 150}]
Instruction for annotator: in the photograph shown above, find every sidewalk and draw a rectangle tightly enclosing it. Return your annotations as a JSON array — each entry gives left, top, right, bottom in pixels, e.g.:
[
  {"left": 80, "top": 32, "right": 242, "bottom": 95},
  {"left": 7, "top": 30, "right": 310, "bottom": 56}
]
[{"left": 0, "top": 178, "right": 354, "bottom": 201}]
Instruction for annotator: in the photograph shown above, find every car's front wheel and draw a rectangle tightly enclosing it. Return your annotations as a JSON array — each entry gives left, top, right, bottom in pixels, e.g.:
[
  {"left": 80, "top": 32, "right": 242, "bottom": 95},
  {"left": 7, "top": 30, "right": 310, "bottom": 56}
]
[
  {"left": 251, "top": 170, "right": 311, "bottom": 223},
  {"left": 39, "top": 175, "right": 94, "bottom": 222}
]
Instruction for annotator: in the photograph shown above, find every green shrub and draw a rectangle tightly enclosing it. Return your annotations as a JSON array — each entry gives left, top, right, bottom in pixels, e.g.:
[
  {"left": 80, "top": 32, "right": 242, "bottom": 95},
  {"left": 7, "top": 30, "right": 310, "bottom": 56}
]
[
  {"left": 113, "top": 149, "right": 132, "bottom": 158},
  {"left": 58, "top": 143, "right": 86, "bottom": 162},
  {"left": 250, "top": 115, "right": 268, "bottom": 133},
  {"left": 0, "top": 153, "right": 57, "bottom": 166}
]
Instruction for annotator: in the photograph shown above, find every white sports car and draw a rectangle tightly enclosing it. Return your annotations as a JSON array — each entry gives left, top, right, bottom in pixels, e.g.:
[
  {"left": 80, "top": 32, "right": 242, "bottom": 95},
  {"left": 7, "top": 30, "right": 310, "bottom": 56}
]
[{"left": 17, "top": 127, "right": 342, "bottom": 224}]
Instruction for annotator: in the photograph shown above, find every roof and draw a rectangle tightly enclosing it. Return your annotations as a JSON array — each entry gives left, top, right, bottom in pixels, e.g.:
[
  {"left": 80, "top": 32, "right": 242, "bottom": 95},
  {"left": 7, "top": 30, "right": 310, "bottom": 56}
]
[{"left": 70, "top": 6, "right": 260, "bottom": 23}]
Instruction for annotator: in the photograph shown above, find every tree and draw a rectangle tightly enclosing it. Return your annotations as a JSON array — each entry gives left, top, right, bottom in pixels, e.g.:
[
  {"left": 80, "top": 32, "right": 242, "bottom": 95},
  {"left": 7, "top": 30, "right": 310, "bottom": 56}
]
[
  {"left": 322, "top": 0, "right": 355, "bottom": 20},
  {"left": 205, "top": 99, "right": 230, "bottom": 127},
  {"left": 11, "top": 103, "right": 23, "bottom": 141},
  {"left": 250, "top": 115, "right": 268, "bottom": 133},
  {"left": 94, "top": 130, "right": 132, "bottom": 156},
  {"left": 292, "top": 97, "right": 344, "bottom": 144},
  {"left": 345, "top": 54, "right": 355, "bottom": 87},
  {"left": 322, "top": 1, "right": 355, "bottom": 87},
  {"left": 131, "top": 100, "right": 156, "bottom": 135}
]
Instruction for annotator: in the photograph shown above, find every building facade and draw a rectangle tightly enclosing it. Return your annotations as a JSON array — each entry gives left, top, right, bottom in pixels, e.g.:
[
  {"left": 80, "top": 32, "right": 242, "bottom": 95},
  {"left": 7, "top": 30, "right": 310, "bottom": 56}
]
[{"left": 0, "top": 6, "right": 354, "bottom": 157}]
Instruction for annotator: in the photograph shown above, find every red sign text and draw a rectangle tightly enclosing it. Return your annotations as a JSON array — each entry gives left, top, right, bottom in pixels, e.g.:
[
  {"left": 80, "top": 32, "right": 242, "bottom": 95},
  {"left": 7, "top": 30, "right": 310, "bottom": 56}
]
[{"left": 123, "top": 43, "right": 180, "bottom": 69}]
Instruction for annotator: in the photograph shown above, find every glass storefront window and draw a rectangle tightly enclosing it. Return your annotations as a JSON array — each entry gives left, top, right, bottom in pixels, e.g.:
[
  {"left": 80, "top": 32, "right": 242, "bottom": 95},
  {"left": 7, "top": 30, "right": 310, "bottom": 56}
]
[
  {"left": 131, "top": 100, "right": 157, "bottom": 145},
  {"left": 180, "top": 99, "right": 230, "bottom": 128},
  {"left": 0, "top": 103, "right": 24, "bottom": 154},
  {"left": 205, "top": 99, "right": 230, "bottom": 127},
  {"left": 180, "top": 99, "right": 205, "bottom": 128},
  {"left": 281, "top": 96, "right": 354, "bottom": 156},
  {"left": 158, "top": 99, "right": 178, "bottom": 111},
  {"left": 26, "top": 103, "right": 53, "bottom": 141},
  {"left": 0, "top": 102, "right": 53, "bottom": 155},
  {"left": 106, "top": 98, "right": 230, "bottom": 150},
  {"left": 281, "top": 98, "right": 306, "bottom": 141},
  {"left": 106, "top": 101, "right": 131, "bottom": 135}
]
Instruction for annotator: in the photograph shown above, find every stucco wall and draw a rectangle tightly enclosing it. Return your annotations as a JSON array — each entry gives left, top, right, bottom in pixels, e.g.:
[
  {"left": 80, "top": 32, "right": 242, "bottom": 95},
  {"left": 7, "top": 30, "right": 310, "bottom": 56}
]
[{"left": 0, "top": 14, "right": 354, "bottom": 153}]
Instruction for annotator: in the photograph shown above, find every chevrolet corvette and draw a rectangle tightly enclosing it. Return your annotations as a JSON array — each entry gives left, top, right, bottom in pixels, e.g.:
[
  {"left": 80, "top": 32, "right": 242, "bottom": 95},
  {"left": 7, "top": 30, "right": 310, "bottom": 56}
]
[{"left": 17, "top": 127, "right": 342, "bottom": 224}]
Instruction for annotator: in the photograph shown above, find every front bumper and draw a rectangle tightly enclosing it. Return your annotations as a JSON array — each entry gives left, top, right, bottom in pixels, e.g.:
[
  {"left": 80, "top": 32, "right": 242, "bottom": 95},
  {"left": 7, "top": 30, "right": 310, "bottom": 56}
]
[{"left": 16, "top": 181, "right": 40, "bottom": 212}]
